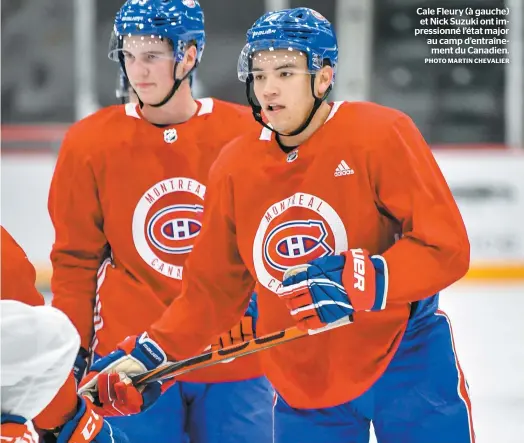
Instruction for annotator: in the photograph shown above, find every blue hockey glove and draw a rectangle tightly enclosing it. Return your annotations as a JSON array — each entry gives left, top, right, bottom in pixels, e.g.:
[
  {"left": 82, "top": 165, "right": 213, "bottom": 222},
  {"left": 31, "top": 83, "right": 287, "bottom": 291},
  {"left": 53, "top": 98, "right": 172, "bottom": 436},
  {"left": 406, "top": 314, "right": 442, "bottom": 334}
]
[{"left": 280, "top": 249, "right": 388, "bottom": 330}]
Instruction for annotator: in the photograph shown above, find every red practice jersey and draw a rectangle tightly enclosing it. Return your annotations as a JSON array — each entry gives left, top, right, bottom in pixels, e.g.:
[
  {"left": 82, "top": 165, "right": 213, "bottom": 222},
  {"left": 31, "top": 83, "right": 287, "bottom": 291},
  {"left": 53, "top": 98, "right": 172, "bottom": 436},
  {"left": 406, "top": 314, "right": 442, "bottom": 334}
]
[
  {"left": 149, "top": 101, "right": 470, "bottom": 408},
  {"left": 49, "top": 98, "right": 262, "bottom": 383},
  {"left": 1, "top": 226, "right": 45, "bottom": 306},
  {"left": 0, "top": 226, "right": 78, "bottom": 430}
]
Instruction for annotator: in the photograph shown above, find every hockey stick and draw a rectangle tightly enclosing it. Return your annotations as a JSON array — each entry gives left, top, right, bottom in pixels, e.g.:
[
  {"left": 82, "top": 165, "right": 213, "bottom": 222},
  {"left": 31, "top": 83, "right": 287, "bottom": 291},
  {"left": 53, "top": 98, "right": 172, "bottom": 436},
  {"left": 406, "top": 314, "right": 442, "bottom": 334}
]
[
  {"left": 130, "top": 316, "right": 352, "bottom": 386},
  {"left": 131, "top": 264, "right": 352, "bottom": 386}
]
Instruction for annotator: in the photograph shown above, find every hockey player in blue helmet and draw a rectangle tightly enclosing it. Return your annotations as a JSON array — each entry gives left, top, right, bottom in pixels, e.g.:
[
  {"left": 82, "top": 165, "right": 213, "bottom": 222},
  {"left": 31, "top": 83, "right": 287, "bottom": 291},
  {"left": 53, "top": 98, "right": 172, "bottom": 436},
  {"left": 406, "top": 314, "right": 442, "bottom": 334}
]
[
  {"left": 49, "top": 1, "right": 273, "bottom": 443},
  {"left": 234, "top": 8, "right": 474, "bottom": 443},
  {"left": 109, "top": 0, "right": 205, "bottom": 108},
  {"left": 238, "top": 8, "right": 338, "bottom": 138}
]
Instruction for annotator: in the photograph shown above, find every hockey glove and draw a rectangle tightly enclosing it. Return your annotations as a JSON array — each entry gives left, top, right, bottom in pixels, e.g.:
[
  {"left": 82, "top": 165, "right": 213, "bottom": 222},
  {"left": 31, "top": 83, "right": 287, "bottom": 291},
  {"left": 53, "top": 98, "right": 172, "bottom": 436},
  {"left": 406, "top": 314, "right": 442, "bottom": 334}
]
[
  {"left": 78, "top": 332, "right": 168, "bottom": 416},
  {"left": 55, "top": 396, "right": 129, "bottom": 443},
  {"left": 1, "top": 414, "right": 39, "bottom": 443},
  {"left": 73, "top": 347, "right": 90, "bottom": 384},
  {"left": 280, "top": 249, "right": 388, "bottom": 331},
  {"left": 211, "top": 292, "right": 258, "bottom": 351}
]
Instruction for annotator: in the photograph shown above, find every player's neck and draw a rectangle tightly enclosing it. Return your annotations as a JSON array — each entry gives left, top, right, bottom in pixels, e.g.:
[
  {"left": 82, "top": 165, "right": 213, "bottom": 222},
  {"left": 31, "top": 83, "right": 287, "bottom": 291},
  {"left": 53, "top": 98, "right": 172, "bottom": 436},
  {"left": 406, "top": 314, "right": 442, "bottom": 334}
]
[
  {"left": 140, "top": 84, "right": 198, "bottom": 125},
  {"left": 277, "top": 102, "right": 332, "bottom": 148}
]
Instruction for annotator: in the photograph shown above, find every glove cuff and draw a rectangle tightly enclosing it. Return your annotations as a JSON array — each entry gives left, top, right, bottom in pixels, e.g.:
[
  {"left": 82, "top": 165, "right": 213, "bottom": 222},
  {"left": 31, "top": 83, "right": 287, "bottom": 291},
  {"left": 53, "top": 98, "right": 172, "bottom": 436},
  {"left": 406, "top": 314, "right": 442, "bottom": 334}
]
[
  {"left": 341, "top": 249, "right": 388, "bottom": 312},
  {"left": 55, "top": 397, "right": 104, "bottom": 443},
  {"left": 117, "top": 333, "right": 167, "bottom": 371}
]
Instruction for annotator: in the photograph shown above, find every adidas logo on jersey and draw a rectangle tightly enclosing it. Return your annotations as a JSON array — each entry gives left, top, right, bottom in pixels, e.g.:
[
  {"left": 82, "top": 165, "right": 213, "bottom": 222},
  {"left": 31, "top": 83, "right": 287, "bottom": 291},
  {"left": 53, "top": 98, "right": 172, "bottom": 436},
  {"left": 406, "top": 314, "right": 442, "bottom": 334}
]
[{"left": 334, "top": 160, "right": 354, "bottom": 177}]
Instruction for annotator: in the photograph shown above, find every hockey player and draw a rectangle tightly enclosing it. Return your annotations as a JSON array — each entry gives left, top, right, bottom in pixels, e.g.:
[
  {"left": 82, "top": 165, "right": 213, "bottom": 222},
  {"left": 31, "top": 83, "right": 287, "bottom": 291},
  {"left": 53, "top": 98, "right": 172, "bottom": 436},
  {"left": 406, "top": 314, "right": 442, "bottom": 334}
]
[
  {"left": 48, "top": 1, "right": 272, "bottom": 442},
  {"left": 0, "top": 226, "right": 128, "bottom": 443},
  {"left": 79, "top": 7, "right": 475, "bottom": 443}
]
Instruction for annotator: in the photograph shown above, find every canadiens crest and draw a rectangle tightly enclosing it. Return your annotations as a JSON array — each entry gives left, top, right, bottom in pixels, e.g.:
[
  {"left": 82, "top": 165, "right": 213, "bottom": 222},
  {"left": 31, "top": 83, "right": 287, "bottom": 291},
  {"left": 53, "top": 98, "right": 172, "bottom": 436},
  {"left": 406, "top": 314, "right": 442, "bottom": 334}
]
[
  {"left": 253, "top": 192, "right": 348, "bottom": 294},
  {"left": 264, "top": 220, "right": 333, "bottom": 271},
  {"left": 133, "top": 177, "right": 206, "bottom": 279},
  {"left": 148, "top": 204, "right": 204, "bottom": 254},
  {"left": 163, "top": 128, "right": 178, "bottom": 144}
]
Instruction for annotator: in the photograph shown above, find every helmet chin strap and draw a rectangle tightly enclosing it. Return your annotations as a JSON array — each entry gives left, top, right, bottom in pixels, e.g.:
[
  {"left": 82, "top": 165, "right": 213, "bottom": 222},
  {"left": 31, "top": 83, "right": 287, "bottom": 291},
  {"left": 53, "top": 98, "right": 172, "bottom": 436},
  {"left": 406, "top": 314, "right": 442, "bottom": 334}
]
[
  {"left": 246, "top": 74, "right": 332, "bottom": 137},
  {"left": 118, "top": 55, "right": 198, "bottom": 108},
  {"left": 149, "top": 61, "right": 198, "bottom": 108}
]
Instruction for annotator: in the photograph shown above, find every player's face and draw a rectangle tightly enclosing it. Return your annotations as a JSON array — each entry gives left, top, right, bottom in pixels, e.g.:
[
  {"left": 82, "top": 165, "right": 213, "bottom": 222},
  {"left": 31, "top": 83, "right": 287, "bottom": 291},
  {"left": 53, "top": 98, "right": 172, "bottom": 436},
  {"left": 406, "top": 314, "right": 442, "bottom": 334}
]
[
  {"left": 122, "top": 36, "right": 176, "bottom": 105},
  {"left": 251, "top": 50, "right": 314, "bottom": 134}
]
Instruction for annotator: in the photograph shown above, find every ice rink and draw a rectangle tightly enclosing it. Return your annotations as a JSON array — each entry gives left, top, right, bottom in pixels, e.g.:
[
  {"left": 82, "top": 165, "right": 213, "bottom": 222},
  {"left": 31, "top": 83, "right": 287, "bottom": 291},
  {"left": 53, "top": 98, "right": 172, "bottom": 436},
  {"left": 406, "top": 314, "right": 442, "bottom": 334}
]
[
  {"left": 368, "top": 281, "right": 524, "bottom": 443},
  {"left": 436, "top": 282, "right": 524, "bottom": 443}
]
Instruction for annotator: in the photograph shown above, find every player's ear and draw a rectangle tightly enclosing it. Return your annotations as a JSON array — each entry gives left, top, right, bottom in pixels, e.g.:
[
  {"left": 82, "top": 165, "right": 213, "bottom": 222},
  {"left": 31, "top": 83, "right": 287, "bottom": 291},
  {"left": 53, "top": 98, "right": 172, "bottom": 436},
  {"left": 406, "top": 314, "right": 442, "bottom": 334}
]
[
  {"left": 315, "top": 66, "right": 333, "bottom": 97},
  {"left": 182, "top": 45, "right": 198, "bottom": 76}
]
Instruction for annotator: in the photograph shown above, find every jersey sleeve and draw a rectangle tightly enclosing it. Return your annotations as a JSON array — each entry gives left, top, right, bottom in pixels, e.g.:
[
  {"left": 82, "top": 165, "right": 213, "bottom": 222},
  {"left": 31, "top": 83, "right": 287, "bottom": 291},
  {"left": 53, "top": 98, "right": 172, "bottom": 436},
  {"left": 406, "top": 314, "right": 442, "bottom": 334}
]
[
  {"left": 0, "top": 227, "right": 45, "bottom": 306},
  {"left": 48, "top": 124, "right": 108, "bottom": 349},
  {"left": 33, "top": 373, "right": 77, "bottom": 430},
  {"left": 370, "top": 114, "right": 470, "bottom": 304},
  {"left": 149, "top": 144, "right": 254, "bottom": 360}
]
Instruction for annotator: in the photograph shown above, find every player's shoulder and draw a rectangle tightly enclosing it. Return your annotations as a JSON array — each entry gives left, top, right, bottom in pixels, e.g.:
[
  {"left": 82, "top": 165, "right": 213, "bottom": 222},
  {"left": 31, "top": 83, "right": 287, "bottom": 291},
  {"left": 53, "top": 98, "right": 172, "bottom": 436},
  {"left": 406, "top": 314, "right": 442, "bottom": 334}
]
[
  {"left": 195, "top": 97, "right": 260, "bottom": 146},
  {"left": 329, "top": 101, "right": 419, "bottom": 149},
  {"left": 334, "top": 101, "right": 409, "bottom": 128},
  {"left": 60, "top": 105, "right": 134, "bottom": 156},
  {"left": 201, "top": 97, "right": 251, "bottom": 118},
  {"left": 1, "top": 226, "right": 23, "bottom": 257},
  {"left": 207, "top": 125, "right": 263, "bottom": 180},
  {"left": 198, "top": 98, "right": 258, "bottom": 130},
  {"left": 66, "top": 105, "right": 128, "bottom": 135}
]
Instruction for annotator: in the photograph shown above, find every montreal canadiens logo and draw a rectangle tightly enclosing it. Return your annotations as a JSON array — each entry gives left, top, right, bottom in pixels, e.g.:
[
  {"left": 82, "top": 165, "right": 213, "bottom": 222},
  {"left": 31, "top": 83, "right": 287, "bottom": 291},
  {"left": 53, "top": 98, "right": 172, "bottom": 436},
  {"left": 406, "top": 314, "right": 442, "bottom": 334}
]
[
  {"left": 264, "top": 220, "right": 333, "bottom": 271},
  {"left": 253, "top": 192, "right": 347, "bottom": 294},
  {"left": 133, "top": 177, "right": 206, "bottom": 279},
  {"left": 147, "top": 204, "right": 203, "bottom": 254}
]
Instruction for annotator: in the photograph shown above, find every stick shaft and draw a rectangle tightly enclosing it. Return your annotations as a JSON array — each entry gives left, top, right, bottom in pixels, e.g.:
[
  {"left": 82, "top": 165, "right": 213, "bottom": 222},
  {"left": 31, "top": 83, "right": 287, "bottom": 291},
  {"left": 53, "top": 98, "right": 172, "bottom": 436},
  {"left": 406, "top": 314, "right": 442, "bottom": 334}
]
[{"left": 131, "top": 316, "right": 352, "bottom": 386}]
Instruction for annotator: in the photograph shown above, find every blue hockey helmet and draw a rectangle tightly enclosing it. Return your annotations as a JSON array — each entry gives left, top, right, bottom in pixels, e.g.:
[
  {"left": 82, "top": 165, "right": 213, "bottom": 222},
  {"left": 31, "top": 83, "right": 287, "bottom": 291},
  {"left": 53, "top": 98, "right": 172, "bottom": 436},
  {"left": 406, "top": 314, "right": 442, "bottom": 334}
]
[
  {"left": 238, "top": 8, "right": 338, "bottom": 84},
  {"left": 109, "top": 0, "right": 205, "bottom": 107}
]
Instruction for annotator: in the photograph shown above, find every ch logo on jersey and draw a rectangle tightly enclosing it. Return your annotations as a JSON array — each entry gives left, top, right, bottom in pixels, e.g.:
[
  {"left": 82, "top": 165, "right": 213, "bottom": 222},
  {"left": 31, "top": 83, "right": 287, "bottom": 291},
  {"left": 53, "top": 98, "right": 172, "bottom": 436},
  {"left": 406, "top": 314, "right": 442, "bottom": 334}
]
[
  {"left": 264, "top": 220, "right": 333, "bottom": 272},
  {"left": 253, "top": 192, "right": 348, "bottom": 294},
  {"left": 148, "top": 204, "right": 204, "bottom": 254},
  {"left": 133, "top": 177, "right": 206, "bottom": 280}
]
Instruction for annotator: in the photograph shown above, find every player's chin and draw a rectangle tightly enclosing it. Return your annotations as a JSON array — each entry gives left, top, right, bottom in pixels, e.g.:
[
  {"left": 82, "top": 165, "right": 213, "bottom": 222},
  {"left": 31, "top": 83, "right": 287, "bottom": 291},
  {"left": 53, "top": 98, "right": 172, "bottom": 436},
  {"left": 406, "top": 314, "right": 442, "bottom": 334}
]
[
  {"left": 265, "top": 116, "right": 291, "bottom": 134},
  {"left": 272, "top": 121, "right": 299, "bottom": 136},
  {"left": 136, "top": 91, "right": 161, "bottom": 105}
]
